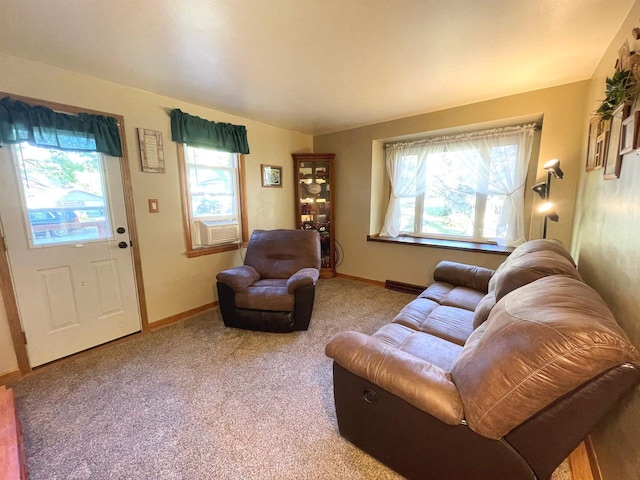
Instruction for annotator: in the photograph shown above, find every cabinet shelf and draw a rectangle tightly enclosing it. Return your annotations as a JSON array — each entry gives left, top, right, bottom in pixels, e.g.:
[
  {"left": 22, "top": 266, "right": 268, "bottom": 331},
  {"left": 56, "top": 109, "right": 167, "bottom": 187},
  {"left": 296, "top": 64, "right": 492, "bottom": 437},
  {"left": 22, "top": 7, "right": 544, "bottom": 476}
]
[{"left": 292, "top": 153, "right": 336, "bottom": 278}]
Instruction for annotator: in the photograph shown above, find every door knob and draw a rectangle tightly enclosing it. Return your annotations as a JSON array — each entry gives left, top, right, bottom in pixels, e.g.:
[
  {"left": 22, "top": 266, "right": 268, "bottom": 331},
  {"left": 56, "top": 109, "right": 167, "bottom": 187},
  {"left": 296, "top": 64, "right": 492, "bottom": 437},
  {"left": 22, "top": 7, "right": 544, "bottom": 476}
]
[
  {"left": 117, "top": 227, "right": 126, "bottom": 234},
  {"left": 118, "top": 241, "right": 128, "bottom": 249}
]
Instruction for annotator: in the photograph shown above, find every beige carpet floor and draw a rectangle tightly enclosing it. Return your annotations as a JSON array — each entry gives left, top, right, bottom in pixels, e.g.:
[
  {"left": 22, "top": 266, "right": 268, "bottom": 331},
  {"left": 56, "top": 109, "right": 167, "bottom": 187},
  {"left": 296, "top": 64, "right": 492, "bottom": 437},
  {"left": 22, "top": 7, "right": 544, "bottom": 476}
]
[{"left": 11, "top": 278, "right": 572, "bottom": 479}]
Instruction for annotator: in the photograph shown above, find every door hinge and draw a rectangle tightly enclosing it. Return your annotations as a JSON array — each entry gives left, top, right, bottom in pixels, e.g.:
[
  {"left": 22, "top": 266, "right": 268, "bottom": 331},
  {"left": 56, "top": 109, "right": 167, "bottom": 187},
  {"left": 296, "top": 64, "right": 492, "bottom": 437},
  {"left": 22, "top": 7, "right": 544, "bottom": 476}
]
[
  {"left": 0, "top": 235, "right": 6, "bottom": 251},
  {"left": 21, "top": 331, "right": 27, "bottom": 345}
]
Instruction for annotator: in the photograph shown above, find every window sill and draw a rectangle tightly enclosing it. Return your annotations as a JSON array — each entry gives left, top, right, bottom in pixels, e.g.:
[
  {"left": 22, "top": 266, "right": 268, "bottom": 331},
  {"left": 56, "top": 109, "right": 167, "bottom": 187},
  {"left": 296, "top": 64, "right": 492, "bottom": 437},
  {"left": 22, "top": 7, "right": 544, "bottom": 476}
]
[
  {"left": 366, "top": 234, "right": 514, "bottom": 255},
  {"left": 186, "top": 242, "right": 241, "bottom": 258}
]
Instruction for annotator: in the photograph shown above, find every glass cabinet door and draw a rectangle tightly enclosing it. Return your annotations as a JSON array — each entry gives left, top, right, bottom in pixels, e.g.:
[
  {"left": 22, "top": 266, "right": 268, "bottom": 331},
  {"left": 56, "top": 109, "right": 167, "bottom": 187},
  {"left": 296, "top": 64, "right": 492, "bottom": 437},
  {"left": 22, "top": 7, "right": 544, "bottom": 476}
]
[{"left": 292, "top": 153, "right": 335, "bottom": 278}]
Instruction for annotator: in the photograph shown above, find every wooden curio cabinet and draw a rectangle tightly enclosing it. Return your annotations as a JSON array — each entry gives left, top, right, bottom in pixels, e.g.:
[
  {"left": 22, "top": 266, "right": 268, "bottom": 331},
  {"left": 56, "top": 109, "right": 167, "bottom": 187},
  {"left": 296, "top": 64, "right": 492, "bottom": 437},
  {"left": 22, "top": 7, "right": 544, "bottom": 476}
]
[{"left": 292, "top": 153, "right": 336, "bottom": 278}]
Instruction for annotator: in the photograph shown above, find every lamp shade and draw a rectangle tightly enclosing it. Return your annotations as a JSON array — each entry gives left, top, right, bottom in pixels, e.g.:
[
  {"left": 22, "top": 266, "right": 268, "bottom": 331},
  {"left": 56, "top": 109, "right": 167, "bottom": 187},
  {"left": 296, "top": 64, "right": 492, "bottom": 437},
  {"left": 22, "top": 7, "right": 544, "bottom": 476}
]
[
  {"left": 543, "top": 158, "right": 564, "bottom": 179},
  {"left": 532, "top": 182, "right": 547, "bottom": 199}
]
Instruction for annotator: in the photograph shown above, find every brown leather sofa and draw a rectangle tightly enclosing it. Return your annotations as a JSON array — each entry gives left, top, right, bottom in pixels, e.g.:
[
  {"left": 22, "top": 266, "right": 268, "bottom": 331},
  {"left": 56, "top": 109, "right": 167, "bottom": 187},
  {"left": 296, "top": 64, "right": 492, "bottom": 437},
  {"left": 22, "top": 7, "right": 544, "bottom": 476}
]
[
  {"left": 216, "top": 229, "right": 321, "bottom": 332},
  {"left": 325, "top": 239, "right": 640, "bottom": 480}
]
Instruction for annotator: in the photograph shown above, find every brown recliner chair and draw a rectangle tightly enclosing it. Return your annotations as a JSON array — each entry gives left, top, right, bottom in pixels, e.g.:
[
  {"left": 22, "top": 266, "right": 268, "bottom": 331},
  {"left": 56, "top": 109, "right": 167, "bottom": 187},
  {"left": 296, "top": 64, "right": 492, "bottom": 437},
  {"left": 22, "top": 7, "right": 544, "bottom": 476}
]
[{"left": 216, "top": 229, "right": 321, "bottom": 332}]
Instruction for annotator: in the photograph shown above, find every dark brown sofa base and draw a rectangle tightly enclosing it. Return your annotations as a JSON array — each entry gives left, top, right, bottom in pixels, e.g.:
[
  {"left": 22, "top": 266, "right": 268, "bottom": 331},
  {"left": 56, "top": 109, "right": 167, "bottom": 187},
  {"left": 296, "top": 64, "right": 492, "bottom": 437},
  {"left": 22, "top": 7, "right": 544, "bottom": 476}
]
[
  {"left": 217, "top": 282, "right": 316, "bottom": 332},
  {"left": 332, "top": 362, "right": 640, "bottom": 480},
  {"left": 332, "top": 363, "right": 536, "bottom": 480}
]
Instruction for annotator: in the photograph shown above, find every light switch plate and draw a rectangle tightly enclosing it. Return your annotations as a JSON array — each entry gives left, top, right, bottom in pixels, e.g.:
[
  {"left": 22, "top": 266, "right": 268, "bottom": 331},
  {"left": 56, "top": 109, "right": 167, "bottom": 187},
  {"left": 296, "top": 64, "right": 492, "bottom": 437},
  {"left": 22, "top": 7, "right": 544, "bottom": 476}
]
[{"left": 148, "top": 199, "right": 159, "bottom": 213}]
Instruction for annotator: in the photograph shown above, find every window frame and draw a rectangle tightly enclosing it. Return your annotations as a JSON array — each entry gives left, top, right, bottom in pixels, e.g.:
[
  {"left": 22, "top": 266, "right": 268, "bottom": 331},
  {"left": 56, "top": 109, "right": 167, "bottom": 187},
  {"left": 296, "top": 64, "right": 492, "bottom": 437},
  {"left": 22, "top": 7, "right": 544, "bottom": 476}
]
[
  {"left": 177, "top": 144, "right": 248, "bottom": 257},
  {"left": 397, "top": 141, "right": 519, "bottom": 245}
]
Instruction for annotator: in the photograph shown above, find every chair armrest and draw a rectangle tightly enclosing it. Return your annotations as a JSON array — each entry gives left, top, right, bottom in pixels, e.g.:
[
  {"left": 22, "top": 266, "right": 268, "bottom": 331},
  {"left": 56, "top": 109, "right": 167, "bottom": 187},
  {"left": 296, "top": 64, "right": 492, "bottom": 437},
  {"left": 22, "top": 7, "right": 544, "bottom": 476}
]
[
  {"left": 433, "top": 261, "right": 494, "bottom": 293},
  {"left": 287, "top": 268, "right": 320, "bottom": 293},
  {"left": 216, "top": 265, "right": 260, "bottom": 292},
  {"left": 325, "top": 331, "right": 464, "bottom": 425}
]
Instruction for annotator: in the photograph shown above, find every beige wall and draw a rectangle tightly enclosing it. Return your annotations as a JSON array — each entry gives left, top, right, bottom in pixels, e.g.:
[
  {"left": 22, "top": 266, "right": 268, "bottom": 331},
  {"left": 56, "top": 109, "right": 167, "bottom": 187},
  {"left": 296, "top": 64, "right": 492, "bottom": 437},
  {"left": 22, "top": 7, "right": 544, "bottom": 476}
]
[
  {"left": 314, "top": 81, "right": 588, "bottom": 285},
  {"left": 573, "top": 2, "right": 640, "bottom": 479},
  {"left": 0, "top": 53, "right": 312, "bottom": 374}
]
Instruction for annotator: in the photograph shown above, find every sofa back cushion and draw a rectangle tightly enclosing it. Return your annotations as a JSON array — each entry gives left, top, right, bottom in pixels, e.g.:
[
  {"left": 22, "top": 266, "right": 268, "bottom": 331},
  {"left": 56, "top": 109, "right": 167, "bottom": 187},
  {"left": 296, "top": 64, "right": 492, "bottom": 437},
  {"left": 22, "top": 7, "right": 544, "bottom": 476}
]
[
  {"left": 473, "top": 240, "right": 579, "bottom": 328},
  {"left": 488, "top": 239, "right": 575, "bottom": 293},
  {"left": 491, "top": 250, "right": 582, "bottom": 302},
  {"left": 432, "top": 261, "right": 494, "bottom": 293},
  {"left": 451, "top": 276, "right": 640, "bottom": 440},
  {"left": 245, "top": 229, "right": 321, "bottom": 278},
  {"left": 504, "top": 238, "right": 576, "bottom": 265},
  {"left": 472, "top": 291, "right": 496, "bottom": 329}
]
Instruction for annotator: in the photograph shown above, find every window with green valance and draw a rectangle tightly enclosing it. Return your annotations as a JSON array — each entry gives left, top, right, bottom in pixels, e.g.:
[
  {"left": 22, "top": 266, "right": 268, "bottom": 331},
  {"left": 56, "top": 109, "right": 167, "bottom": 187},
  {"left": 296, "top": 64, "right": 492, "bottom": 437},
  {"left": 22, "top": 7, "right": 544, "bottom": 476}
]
[
  {"left": 169, "top": 109, "right": 250, "bottom": 154},
  {"left": 0, "top": 97, "right": 123, "bottom": 157}
]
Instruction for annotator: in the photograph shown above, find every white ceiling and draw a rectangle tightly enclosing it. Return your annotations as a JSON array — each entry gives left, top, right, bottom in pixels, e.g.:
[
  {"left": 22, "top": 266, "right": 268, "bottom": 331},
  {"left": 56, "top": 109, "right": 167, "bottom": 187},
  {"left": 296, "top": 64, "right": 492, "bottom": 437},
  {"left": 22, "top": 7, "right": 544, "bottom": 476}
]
[{"left": 0, "top": 0, "right": 634, "bottom": 135}]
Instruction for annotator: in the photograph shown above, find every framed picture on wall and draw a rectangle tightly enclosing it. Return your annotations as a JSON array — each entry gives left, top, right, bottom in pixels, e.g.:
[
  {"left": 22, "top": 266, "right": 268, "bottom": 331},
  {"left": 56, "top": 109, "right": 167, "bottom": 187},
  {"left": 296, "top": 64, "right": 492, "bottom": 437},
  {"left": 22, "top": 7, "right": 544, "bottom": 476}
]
[
  {"left": 594, "top": 119, "right": 610, "bottom": 170},
  {"left": 603, "top": 104, "right": 625, "bottom": 179},
  {"left": 138, "top": 128, "right": 165, "bottom": 173},
  {"left": 619, "top": 39, "right": 631, "bottom": 71},
  {"left": 634, "top": 110, "right": 640, "bottom": 149},
  {"left": 261, "top": 164, "right": 283, "bottom": 188},
  {"left": 585, "top": 117, "right": 600, "bottom": 171},
  {"left": 620, "top": 111, "right": 636, "bottom": 155}
]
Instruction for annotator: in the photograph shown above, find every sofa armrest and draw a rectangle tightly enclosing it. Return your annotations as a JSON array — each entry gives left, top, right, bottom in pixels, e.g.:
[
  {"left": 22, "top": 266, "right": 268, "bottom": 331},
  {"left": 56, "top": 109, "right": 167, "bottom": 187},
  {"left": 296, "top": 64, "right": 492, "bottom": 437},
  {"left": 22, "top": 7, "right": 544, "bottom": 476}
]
[
  {"left": 287, "top": 268, "right": 320, "bottom": 293},
  {"left": 433, "top": 261, "right": 494, "bottom": 293},
  {"left": 216, "top": 265, "right": 260, "bottom": 292},
  {"left": 325, "top": 331, "right": 464, "bottom": 425}
]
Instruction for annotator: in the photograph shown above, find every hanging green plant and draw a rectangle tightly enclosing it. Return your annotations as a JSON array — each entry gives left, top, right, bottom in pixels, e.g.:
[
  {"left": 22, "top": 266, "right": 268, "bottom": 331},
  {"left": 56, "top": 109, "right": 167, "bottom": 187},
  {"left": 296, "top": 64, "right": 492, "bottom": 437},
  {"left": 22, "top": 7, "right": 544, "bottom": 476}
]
[{"left": 595, "top": 69, "right": 638, "bottom": 119}]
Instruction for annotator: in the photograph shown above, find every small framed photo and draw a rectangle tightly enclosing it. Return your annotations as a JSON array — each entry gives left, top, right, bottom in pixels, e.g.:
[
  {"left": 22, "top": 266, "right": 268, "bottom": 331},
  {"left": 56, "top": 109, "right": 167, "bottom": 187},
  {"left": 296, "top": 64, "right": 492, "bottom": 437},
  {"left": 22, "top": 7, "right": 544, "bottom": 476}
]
[
  {"left": 261, "top": 164, "right": 283, "bottom": 188},
  {"left": 585, "top": 117, "right": 599, "bottom": 171},
  {"left": 620, "top": 112, "right": 636, "bottom": 155},
  {"left": 594, "top": 118, "right": 610, "bottom": 170},
  {"left": 138, "top": 128, "right": 165, "bottom": 173},
  {"left": 603, "top": 104, "right": 625, "bottom": 179},
  {"left": 594, "top": 132, "right": 608, "bottom": 170},
  {"left": 634, "top": 110, "right": 640, "bottom": 149},
  {"left": 619, "top": 39, "right": 631, "bottom": 71}
]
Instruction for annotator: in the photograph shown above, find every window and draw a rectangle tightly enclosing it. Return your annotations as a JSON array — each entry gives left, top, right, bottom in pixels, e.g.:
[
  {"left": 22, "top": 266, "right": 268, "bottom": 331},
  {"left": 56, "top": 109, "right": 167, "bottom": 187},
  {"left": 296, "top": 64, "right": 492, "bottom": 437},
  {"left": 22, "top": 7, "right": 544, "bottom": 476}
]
[
  {"left": 13, "top": 142, "right": 111, "bottom": 247},
  {"left": 178, "top": 145, "right": 246, "bottom": 256},
  {"left": 381, "top": 124, "right": 535, "bottom": 246}
]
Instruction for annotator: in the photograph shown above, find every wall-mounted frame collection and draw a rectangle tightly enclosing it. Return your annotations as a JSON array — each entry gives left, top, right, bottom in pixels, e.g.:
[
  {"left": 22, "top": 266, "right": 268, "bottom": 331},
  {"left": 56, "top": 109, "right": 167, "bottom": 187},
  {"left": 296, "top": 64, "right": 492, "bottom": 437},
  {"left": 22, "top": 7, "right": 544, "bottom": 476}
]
[{"left": 586, "top": 28, "right": 640, "bottom": 179}]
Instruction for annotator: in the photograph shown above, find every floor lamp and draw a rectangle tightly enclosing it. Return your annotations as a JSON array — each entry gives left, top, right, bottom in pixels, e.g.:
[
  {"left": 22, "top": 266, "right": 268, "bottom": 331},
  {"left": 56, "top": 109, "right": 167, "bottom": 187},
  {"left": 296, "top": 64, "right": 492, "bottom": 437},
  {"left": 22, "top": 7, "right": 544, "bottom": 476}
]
[{"left": 532, "top": 159, "right": 563, "bottom": 239}]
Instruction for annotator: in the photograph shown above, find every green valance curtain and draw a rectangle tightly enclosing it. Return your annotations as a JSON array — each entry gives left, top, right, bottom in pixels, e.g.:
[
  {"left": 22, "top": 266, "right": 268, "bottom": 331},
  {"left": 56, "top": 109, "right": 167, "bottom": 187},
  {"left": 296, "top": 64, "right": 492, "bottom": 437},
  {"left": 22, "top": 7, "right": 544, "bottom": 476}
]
[
  {"left": 170, "top": 109, "right": 250, "bottom": 154},
  {"left": 0, "top": 96, "right": 123, "bottom": 157}
]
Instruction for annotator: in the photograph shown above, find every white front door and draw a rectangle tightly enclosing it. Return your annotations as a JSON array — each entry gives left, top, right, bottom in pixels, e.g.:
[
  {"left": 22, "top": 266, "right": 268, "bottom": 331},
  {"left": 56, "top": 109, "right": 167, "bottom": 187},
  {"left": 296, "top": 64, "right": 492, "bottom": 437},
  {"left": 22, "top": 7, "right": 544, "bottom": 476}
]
[{"left": 0, "top": 143, "right": 141, "bottom": 367}]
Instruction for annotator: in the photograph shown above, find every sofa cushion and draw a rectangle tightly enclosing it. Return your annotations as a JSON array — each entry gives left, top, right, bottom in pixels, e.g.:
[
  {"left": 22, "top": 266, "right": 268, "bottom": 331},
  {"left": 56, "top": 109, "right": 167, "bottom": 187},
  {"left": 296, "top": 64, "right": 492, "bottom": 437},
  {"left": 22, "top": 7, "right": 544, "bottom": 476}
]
[
  {"left": 451, "top": 276, "right": 640, "bottom": 440},
  {"left": 373, "top": 323, "right": 462, "bottom": 371},
  {"left": 325, "top": 330, "right": 464, "bottom": 425},
  {"left": 472, "top": 291, "right": 496, "bottom": 329},
  {"left": 420, "top": 283, "right": 486, "bottom": 312},
  {"left": 392, "top": 297, "right": 440, "bottom": 329},
  {"left": 420, "top": 307, "right": 475, "bottom": 346},
  {"left": 432, "top": 261, "right": 494, "bottom": 293},
  {"left": 492, "top": 250, "right": 581, "bottom": 302},
  {"left": 393, "top": 298, "right": 475, "bottom": 346}
]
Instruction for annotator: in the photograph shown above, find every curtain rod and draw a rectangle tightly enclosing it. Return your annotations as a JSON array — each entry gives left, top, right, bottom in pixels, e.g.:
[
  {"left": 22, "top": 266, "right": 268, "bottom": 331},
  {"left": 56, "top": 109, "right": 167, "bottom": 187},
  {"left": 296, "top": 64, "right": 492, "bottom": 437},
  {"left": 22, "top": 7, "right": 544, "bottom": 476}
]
[{"left": 385, "top": 123, "right": 539, "bottom": 149}]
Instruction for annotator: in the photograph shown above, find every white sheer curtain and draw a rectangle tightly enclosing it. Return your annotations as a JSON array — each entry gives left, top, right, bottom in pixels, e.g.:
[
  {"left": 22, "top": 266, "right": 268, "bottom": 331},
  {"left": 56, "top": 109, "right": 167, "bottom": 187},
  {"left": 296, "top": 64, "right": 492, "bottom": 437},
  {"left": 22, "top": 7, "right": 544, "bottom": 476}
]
[
  {"left": 380, "top": 142, "right": 434, "bottom": 237},
  {"left": 380, "top": 124, "right": 535, "bottom": 246}
]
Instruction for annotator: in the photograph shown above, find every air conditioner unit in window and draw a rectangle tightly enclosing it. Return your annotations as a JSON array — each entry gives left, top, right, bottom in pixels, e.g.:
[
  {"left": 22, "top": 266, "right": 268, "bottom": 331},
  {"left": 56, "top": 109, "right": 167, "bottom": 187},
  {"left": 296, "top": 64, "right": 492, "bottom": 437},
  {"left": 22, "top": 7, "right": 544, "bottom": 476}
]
[{"left": 198, "top": 219, "right": 239, "bottom": 246}]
